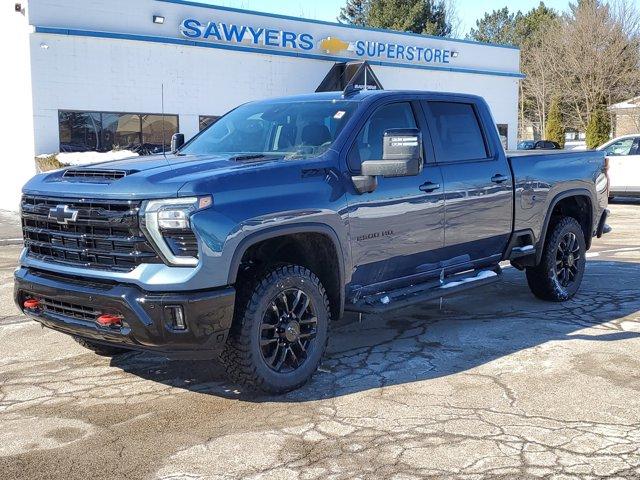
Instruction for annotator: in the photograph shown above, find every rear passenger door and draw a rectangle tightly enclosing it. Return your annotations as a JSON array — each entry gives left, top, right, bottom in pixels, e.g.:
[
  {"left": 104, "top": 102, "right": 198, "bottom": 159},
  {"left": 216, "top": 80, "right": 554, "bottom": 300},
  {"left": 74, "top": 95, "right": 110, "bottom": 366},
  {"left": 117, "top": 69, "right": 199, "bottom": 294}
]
[{"left": 421, "top": 98, "right": 513, "bottom": 270}]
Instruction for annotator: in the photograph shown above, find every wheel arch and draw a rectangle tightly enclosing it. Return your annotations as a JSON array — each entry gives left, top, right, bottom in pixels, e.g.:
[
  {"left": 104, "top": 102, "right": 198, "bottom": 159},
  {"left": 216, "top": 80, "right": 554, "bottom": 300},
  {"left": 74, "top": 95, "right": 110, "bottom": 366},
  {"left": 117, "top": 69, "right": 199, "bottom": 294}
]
[
  {"left": 536, "top": 189, "right": 594, "bottom": 265},
  {"left": 228, "top": 223, "right": 346, "bottom": 320}
]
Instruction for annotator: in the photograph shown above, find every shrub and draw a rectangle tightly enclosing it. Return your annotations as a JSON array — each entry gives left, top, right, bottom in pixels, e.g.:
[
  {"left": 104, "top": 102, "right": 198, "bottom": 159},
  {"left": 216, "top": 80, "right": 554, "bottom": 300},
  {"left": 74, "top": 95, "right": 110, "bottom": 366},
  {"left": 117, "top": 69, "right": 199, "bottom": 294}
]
[
  {"left": 35, "top": 154, "right": 63, "bottom": 172},
  {"left": 585, "top": 105, "right": 611, "bottom": 149},
  {"left": 544, "top": 98, "right": 565, "bottom": 148}
]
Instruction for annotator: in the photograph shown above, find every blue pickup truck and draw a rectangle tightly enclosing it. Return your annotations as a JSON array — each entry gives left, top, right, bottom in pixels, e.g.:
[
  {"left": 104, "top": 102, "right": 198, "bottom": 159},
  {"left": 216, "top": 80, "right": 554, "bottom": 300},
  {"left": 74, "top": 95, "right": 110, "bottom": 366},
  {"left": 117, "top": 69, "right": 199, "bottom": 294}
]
[{"left": 15, "top": 90, "right": 610, "bottom": 393}]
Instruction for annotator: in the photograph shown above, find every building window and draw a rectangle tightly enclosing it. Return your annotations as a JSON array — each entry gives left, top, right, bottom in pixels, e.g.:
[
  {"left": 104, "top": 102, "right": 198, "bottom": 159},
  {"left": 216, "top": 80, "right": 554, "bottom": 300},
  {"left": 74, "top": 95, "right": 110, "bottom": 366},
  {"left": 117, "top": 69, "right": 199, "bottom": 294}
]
[
  {"left": 497, "top": 124, "right": 508, "bottom": 150},
  {"left": 59, "top": 110, "right": 179, "bottom": 155},
  {"left": 199, "top": 115, "right": 220, "bottom": 131}
]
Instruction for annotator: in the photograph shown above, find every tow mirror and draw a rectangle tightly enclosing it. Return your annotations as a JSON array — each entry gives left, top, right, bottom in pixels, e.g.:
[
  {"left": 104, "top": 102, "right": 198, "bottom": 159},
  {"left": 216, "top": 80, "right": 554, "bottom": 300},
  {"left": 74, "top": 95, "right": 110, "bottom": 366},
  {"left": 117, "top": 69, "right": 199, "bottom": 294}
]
[
  {"left": 353, "top": 128, "right": 423, "bottom": 194},
  {"left": 171, "top": 133, "right": 185, "bottom": 153}
]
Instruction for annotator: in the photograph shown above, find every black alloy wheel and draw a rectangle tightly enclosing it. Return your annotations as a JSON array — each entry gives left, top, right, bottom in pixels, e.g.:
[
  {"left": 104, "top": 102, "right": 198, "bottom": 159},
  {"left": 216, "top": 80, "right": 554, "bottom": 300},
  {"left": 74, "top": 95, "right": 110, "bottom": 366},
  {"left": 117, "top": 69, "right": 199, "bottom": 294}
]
[
  {"left": 555, "top": 231, "right": 581, "bottom": 288},
  {"left": 259, "top": 288, "right": 318, "bottom": 373}
]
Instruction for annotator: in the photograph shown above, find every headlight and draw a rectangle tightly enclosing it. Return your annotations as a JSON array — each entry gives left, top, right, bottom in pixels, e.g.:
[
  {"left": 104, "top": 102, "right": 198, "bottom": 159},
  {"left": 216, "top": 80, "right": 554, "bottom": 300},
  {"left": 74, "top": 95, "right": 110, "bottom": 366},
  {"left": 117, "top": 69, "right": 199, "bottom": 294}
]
[{"left": 140, "top": 196, "right": 212, "bottom": 266}]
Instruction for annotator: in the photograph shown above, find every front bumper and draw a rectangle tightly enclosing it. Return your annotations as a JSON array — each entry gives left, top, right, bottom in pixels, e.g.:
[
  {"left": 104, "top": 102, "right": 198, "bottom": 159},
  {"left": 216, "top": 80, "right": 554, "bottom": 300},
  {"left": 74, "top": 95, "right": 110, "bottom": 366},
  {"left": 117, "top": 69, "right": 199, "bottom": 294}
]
[{"left": 14, "top": 267, "right": 235, "bottom": 359}]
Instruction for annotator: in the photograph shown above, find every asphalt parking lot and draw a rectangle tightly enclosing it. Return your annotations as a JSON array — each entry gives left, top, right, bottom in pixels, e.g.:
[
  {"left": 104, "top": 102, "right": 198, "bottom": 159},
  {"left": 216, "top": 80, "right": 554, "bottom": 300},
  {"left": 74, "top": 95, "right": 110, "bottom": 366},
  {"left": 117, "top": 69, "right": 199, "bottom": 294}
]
[{"left": 1, "top": 200, "right": 640, "bottom": 480}]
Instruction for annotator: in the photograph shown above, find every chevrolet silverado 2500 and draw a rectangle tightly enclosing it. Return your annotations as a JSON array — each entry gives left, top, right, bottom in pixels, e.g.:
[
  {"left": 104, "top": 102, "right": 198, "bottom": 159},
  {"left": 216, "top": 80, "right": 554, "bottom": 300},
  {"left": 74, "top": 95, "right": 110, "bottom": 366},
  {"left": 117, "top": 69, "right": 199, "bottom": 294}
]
[{"left": 15, "top": 90, "right": 610, "bottom": 393}]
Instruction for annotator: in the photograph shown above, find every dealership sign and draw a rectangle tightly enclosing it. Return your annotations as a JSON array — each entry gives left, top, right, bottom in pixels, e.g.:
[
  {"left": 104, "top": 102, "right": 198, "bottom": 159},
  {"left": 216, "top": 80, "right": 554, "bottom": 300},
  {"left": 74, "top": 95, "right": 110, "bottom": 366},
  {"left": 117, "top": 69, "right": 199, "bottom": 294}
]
[{"left": 179, "top": 19, "right": 458, "bottom": 65}]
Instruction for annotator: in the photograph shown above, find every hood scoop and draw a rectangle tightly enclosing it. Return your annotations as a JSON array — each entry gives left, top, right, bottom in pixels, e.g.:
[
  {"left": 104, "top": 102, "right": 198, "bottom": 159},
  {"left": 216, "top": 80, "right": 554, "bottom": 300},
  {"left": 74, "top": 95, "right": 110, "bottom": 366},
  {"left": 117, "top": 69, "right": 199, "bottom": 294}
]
[{"left": 62, "top": 168, "right": 137, "bottom": 181}]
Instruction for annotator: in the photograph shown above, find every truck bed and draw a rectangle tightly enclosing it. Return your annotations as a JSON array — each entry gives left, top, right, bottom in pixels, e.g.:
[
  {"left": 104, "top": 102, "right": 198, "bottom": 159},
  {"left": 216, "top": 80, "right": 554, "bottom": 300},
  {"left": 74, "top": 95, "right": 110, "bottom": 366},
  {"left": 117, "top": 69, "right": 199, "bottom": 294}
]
[{"left": 506, "top": 150, "right": 607, "bottom": 244}]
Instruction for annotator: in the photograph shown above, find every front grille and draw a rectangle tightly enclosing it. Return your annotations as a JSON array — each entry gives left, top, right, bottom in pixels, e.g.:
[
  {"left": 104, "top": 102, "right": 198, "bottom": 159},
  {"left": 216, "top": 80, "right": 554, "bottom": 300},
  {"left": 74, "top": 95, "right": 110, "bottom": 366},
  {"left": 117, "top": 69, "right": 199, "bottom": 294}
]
[
  {"left": 21, "top": 195, "right": 161, "bottom": 272},
  {"left": 38, "top": 296, "right": 100, "bottom": 322},
  {"left": 63, "top": 169, "right": 131, "bottom": 181}
]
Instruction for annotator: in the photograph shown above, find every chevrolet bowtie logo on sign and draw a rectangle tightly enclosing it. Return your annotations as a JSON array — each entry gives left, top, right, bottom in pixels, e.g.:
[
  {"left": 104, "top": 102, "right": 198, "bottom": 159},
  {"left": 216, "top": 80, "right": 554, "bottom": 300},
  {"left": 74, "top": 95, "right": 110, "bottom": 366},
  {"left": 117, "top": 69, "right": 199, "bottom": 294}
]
[
  {"left": 48, "top": 205, "right": 79, "bottom": 225},
  {"left": 319, "top": 37, "right": 351, "bottom": 54}
]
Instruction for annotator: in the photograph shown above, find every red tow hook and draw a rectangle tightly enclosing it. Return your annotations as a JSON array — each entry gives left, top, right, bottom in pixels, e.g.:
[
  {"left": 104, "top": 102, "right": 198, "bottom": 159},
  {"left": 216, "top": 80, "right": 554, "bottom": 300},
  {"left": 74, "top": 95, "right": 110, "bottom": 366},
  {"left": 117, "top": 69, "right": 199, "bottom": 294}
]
[
  {"left": 96, "top": 314, "right": 124, "bottom": 328},
  {"left": 23, "top": 298, "right": 40, "bottom": 310}
]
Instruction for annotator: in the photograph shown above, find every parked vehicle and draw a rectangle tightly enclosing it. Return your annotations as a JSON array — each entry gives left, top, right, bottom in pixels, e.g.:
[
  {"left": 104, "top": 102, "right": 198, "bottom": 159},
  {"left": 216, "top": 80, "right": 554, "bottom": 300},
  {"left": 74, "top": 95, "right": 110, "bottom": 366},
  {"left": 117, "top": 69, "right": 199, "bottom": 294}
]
[
  {"left": 15, "top": 90, "right": 610, "bottom": 393},
  {"left": 517, "top": 140, "right": 535, "bottom": 150},
  {"left": 517, "top": 140, "right": 562, "bottom": 150},
  {"left": 598, "top": 134, "right": 640, "bottom": 198}
]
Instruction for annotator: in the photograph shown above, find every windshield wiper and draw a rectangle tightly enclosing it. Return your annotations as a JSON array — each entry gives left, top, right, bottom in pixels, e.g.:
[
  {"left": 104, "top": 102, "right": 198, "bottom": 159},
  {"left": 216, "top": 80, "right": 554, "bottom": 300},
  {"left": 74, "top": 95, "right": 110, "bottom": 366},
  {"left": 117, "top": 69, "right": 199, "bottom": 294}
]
[{"left": 230, "top": 153, "right": 285, "bottom": 162}]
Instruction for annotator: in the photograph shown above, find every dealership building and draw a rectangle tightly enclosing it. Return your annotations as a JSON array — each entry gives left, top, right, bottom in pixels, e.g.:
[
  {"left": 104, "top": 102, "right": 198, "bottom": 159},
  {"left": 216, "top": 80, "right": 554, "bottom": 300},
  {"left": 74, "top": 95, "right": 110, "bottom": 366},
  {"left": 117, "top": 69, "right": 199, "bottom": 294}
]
[{"left": 3, "top": 0, "right": 523, "bottom": 209}]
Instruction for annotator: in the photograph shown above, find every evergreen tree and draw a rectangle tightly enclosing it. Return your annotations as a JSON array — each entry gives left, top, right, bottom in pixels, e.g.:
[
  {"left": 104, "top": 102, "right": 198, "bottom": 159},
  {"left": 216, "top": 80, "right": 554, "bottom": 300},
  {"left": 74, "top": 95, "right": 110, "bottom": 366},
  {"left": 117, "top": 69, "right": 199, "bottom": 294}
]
[
  {"left": 338, "top": 0, "right": 370, "bottom": 26},
  {"left": 544, "top": 97, "right": 565, "bottom": 147},
  {"left": 468, "top": 7, "right": 518, "bottom": 45},
  {"left": 367, "top": 0, "right": 451, "bottom": 36},
  {"left": 585, "top": 105, "right": 611, "bottom": 149},
  {"left": 514, "top": 2, "right": 558, "bottom": 45}
]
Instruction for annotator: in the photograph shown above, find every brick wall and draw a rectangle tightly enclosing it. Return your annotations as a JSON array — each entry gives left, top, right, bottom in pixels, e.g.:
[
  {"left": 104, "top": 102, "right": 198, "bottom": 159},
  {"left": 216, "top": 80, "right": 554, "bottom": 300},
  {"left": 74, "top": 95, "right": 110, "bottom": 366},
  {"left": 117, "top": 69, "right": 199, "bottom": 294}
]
[{"left": 613, "top": 109, "right": 640, "bottom": 137}]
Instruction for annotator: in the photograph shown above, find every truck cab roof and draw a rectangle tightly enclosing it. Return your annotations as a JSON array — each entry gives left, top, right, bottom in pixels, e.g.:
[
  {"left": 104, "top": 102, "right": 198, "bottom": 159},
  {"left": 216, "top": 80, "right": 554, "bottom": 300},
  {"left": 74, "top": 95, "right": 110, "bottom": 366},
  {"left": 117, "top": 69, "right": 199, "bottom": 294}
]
[{"left": 256, "top": 89, "right": 484, "bottom": 104}]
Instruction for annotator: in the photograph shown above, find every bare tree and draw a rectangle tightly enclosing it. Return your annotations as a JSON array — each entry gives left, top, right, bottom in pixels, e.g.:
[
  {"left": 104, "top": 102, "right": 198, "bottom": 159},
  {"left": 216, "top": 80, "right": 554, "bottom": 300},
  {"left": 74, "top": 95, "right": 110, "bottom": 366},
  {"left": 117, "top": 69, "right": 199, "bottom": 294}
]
[
  {"left": 546, "top": 0, "right": 640, "bottom": 130},
  {"left": 443, "top": 0, "right": 463, "bottom": 38},
  {"left": 521, "top": 20, "right": 561, "bottom": 137}
]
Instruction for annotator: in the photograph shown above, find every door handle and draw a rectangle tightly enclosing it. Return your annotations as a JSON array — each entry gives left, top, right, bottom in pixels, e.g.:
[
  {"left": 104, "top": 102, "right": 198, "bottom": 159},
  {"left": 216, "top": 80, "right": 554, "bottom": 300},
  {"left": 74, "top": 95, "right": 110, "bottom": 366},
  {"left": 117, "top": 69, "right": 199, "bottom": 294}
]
[
  {"left": 491, "top": 174, "right": 508, "bottom": 184},
  {"left": 419, "top": 181, "right": 441, "bottom": 193}
]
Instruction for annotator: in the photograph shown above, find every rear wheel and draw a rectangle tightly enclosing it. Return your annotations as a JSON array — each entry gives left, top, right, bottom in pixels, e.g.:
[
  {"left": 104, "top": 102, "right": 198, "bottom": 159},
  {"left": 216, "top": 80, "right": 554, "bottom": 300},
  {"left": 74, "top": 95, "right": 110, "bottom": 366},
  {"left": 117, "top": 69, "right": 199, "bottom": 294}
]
[
  {"left": 221, "top": 265, "right": 329, "bottom": 394},
  {"left": 73, "top": 336, "right": 130, "bottom": 356},
  {"left": 526, "top": 217, "right": 586, "bottom": 302}
]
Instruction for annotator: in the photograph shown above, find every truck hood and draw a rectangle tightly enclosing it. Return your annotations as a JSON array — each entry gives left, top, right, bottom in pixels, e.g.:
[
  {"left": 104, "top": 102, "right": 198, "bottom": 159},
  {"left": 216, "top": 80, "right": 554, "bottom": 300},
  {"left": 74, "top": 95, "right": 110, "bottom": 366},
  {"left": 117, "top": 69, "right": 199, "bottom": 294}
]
[{"left": 22, "top": 153, "right": 284, "bottom": 199}]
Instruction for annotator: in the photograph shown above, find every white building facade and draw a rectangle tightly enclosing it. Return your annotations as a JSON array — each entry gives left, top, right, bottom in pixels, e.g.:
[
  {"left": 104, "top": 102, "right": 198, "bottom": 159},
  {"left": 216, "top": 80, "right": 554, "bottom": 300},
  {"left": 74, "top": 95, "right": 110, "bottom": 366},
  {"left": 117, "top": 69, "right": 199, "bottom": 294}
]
[{"left": 4, "top": 0, "right": 523, "bottom": 209}]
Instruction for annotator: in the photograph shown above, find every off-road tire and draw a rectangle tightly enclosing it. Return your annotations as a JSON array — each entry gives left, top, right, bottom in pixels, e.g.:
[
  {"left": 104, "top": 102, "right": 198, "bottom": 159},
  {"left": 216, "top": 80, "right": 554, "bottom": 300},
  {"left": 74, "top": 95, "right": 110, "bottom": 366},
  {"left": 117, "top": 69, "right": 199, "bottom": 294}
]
[
  {"left": 526, "top": 217, "right": 586, "bottom": 302},
  {"left": 73, "top": 336, "right": 130, "bottom": 356},
  {"left": 221, "top": 265, "right": 330, "bottom": 394}
]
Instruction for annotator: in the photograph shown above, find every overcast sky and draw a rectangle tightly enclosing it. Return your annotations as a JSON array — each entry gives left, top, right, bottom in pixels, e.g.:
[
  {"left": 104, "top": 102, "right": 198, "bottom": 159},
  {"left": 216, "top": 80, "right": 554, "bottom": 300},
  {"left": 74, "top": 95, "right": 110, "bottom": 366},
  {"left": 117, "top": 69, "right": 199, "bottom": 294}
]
[{"left": 205, "top": 0, "right": 571, "bottom": 37}]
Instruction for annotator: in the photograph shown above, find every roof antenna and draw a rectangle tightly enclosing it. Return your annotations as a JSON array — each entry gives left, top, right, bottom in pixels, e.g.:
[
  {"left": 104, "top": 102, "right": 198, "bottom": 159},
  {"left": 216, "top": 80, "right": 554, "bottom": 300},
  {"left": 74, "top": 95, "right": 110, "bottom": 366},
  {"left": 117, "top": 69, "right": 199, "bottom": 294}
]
[{"left": 161, "top": 82, "right": 167, "bottom": 162}]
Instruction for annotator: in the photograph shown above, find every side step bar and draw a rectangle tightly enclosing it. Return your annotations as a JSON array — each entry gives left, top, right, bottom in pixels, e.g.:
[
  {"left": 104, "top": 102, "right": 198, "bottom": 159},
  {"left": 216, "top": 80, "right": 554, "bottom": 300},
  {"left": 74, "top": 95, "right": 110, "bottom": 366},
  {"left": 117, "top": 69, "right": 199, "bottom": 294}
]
[{"left": 348, "top": 268, "right": 502, "bottom": 314}]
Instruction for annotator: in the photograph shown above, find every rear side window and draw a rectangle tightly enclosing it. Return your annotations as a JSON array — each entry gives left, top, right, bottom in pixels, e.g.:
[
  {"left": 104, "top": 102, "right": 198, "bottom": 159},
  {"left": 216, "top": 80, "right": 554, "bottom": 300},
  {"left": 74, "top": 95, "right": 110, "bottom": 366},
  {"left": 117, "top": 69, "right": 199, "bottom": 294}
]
[
  {"left": 424, "top": 101, "right": 488, "bottom": 162},
  {"left": 347, "top": 102, "right": 417, "bottom": 172}
]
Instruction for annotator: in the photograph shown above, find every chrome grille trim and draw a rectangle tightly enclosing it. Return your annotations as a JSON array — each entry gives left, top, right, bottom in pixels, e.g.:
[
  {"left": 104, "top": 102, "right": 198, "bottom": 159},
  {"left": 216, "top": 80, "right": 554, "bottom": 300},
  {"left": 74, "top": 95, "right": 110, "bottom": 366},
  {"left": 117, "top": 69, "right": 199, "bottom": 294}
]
[{"left": 21, "top": 195, "right": 161, "bottom": 272}]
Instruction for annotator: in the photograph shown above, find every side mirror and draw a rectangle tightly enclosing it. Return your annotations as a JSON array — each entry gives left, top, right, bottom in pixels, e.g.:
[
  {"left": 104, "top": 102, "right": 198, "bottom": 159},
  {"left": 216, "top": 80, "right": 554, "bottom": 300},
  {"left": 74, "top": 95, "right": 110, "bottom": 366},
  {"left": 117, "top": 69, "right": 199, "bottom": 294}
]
[
  {"left": 362, "top": 129, "right": 423, "bottom": 178},
  {"left": 352, "top": 128, "right": 423, "bottom": 194},
  {"left": 171, "top": 133, "right": 185, "bottom": 152}
]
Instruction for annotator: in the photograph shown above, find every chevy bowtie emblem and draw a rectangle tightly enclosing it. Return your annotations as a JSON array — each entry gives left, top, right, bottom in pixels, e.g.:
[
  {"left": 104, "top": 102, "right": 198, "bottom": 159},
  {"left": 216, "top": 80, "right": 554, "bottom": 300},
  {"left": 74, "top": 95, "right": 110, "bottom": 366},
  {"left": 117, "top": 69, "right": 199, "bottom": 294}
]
[
  {"left": 319, "top": 36, "right": 351, "bottom": 54},
  {"left": 48, "top": 205, "right": 79, "bottom": 225}
]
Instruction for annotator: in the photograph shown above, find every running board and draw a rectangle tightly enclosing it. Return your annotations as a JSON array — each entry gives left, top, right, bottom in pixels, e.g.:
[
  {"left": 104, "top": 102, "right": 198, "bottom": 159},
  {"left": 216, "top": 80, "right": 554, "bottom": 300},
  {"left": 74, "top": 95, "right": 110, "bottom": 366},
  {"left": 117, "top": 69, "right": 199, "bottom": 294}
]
[{"left": 347, "top": 268, "right": 502, "bottom": 314}]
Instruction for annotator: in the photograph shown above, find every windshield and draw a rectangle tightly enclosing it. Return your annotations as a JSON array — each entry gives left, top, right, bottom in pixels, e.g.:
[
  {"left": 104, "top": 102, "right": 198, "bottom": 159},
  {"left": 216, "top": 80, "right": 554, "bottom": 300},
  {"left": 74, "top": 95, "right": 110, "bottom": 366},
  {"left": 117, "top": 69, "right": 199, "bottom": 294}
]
[{"left": 180, "top": 100, "right": 358, "bottom": 159}]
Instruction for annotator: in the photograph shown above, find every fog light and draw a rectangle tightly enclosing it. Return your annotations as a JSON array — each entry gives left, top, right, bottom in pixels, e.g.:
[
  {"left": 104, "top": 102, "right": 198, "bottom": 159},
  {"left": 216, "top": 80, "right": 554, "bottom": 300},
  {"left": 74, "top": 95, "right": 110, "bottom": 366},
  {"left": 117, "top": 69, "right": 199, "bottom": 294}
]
[
  {"left": 23, "top": 298, "right": 40, "bottom": 309},
  {"left": 96, "top": 314, "right": 123, "bottom": 328},
  {"left": 166, "top": 305, "right": 186, "bottom": 330}
]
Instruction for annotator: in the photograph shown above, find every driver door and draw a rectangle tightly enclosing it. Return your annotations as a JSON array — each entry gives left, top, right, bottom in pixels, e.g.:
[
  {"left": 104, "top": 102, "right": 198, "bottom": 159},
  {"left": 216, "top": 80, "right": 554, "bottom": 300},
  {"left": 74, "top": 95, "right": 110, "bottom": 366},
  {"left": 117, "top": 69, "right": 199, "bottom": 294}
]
[{"left": 344, "top": 100, "right": 445, "bottom": 291}]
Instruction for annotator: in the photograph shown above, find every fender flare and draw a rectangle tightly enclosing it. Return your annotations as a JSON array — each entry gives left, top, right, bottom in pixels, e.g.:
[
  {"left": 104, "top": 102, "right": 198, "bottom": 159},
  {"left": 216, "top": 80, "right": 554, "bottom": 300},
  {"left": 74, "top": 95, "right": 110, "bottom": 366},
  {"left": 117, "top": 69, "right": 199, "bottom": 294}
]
[
  {"left": 226, "top": 223, "right": 347, "bottom": 316},
  {"left": 535, "top": 188, "right": 595, "bottom": 265}
]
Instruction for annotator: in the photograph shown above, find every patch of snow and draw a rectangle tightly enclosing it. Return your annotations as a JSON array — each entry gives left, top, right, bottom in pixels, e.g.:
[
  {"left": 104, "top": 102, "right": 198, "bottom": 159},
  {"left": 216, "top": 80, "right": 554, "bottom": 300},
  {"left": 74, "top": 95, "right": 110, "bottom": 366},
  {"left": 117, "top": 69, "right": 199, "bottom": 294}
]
[
  {"left": 440, "top": 270, "right": 497, "bottom": 290},
  {"left": 53, "top": 150, "right": 139, "bottom": 166}
]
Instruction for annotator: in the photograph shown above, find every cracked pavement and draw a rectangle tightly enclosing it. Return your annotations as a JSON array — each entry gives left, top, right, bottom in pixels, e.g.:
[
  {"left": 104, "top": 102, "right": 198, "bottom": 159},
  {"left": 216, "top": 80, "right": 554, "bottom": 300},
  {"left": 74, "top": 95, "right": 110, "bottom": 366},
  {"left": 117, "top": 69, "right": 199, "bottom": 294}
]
[{"left": 1, "top": 200, "right": 640, "bottom": 479}]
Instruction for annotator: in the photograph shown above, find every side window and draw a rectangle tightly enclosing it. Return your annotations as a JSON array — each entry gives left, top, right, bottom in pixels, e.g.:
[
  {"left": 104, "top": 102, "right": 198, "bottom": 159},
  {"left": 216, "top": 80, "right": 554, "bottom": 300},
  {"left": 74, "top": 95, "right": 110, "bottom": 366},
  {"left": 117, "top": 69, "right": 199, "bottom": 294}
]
[
  {"left": 424, "top": 101, "right": 489, "bottom": 162},
  {"left": 348, "top": 102, "right": 417, "bottom": 172},
  {"left": 605, "top": 138, "right": 635, "bottom": 156}
]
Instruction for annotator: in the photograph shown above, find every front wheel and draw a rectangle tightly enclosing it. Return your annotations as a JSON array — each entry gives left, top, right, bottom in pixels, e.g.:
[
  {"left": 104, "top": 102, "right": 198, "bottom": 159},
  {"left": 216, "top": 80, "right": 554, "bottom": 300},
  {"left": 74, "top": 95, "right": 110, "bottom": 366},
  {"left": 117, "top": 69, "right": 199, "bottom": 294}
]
[
  {"left": 526, "top": 216, "right": 586, "bottom": 302},
  {"left": 221, "top": 265, "right": 330, "bottom": 394}
]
